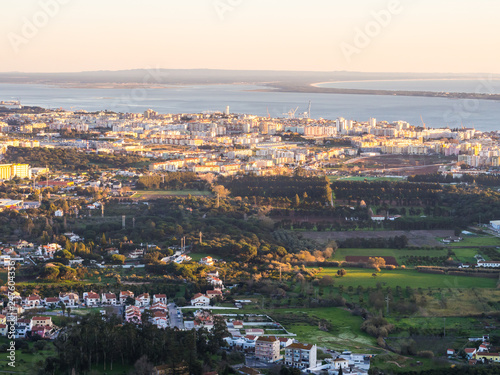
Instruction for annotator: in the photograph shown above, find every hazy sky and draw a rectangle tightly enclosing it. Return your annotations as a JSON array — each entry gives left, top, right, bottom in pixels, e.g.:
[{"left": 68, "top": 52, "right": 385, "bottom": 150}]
[{"left": 1, "top": 0, "right": 499, "bottom": 73}]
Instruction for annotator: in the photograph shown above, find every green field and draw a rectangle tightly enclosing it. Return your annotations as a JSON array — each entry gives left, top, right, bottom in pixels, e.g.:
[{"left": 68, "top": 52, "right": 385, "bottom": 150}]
[
  {"left": 214, "top": 306, "right": 378, "bottom": 352},
  {"left": 0, "top": 338, "right": 56, "bottom": 374},
  {"left": 442, "top": 235, "right": 500, "bottom": 248},
  {"left": 131, "top": 190, "right": 212, "bottom": 198},
  {"left": 370, "top": 353, "right": 453, "bottom": 373},
  {"left": 330, "top": 248, "right": 478, "bottom": 265},
  {"left": 314, "top": 267, "right": 497, "bottom": 289},
  {"left": 387, "top": 316, "right": 496, "bottom": 337},
  {"left": 272, "top": 307, "right": 378, "bottom": 352}
]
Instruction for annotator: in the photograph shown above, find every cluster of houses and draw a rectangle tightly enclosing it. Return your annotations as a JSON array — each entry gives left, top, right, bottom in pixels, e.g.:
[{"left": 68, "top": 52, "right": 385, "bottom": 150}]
[
  {"left": 0, "top": 314, "right": 55, "bottom": 339},
  {"left": 2, "top": 290, "right": 169, "bottom": 313},
  {"left": 459, "top": 335, "right": 500, "bottom": 365},
  {"left": 189, "top": 270, "right": 225, "bottom": 307},
  {"left": 125, "top": 300, "right": 169, "bottom": 329},
  {"left": 222, "top": 318, "right": 370, "bottom": 374}
]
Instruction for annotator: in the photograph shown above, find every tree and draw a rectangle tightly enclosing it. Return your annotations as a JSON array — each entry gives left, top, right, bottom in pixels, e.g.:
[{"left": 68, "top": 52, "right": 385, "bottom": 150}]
[
  {"left": 213, "top": 185, "right": 230, "bottom": 198},
  {"left": 110, "top": 254, "right": 126, "bottom": 265},
  {"left": 58, "top": 301, "right": 66, "bottom": 316},
  {"left": 101, "top": 233, "right": 107, "bottom": 246},
  {"left": 368, "top": 257, "right": 386, "bottom": 272},
  {"left": 319, "top": 275, "right": 334, "bottom": 286},
  {"left": 337, "top": 269, "right": 347, "bottom": 277},
  {"left": 144, "top": 251, "right": 164, "bottom": 265},
  {"left": 295, "top": 194, "right": 300, "bottom": 207},
  {"left": 67, "top": 307, "right": 71, "bottom": 317},
  {"left": 130, "top": 355, "right": 154, "bottom": 375},
  {"left": 276, "top": 246, "right": 287, "bottom": 257}
]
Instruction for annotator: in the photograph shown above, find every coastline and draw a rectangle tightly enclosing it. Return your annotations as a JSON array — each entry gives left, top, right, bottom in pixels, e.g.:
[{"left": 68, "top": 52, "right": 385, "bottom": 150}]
[
  {"left": 310, "top": 77, "right": 499, "bottom": 88},
  {"left": 264, "top": 82, "right": 500, "bottom": 101}
]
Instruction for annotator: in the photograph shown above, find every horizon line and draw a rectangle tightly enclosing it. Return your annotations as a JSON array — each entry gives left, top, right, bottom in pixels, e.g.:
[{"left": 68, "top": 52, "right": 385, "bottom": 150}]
[{"left": 0, "top": 69, "right": 498, "bottom": 76}]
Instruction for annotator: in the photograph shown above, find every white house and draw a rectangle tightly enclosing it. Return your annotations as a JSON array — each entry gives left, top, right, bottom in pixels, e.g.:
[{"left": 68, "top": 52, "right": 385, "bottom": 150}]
[
  {"left": 23, "top": 295, "right": 41, "bottom": 309},
  {"left": 54, "top": 210, "right": 64, "bottom": 217},
  {"left": 490, "top": 220, "right": 500, "bottom": 231},
  {"left": 333, "top": 357, "right": 349, "bottom": 370},
  {"left": 206, "top": 290, "right": 223, "bottom": 299},
  {"left": 199, "top": 256, "right": 214, "bottom": 266},
  {"left": 465, "top": 348, "right": 477, "bottom": 359},
  {"left": 208, "top": 276, "right": 224, "bottom": 289},
  {"left": 44, "top": 297, "right": 60, "bottom": 307},
  {"left": 151, "top": 311, "right": 169, "bottom": 329},
  {"left": 36, "top": 243, "right": 62, "bottom": 259},
  {"left": 191, "top": 293, "right": 210, "bottom": 306},
  {"left": 153, "top": 294, "right": 167, "bottom": 304},
  {"left": 83, "top": 291, "right": 100, "bottom": 306},
  {"left": 119, "top": 290, "right": 134, "bottom": 304},
  {"left": 101, "top": 293, "right": 117, "bottom": 305},
  {"left": 59, "top": 292, "right": 80, "bottom": 307},
  {"left": 135, "top": 293, "right": 150, "bottom": 307},
  {"left": 15, "top": 319, "right": 32, "bottom": 338},
  {"left": 279, "top": 337, "right": 294, "bottom": 348}
]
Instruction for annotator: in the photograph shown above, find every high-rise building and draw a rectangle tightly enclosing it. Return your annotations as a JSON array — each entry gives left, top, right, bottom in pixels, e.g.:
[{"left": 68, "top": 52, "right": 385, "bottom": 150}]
[
  {"left": 255, "top": 336, "right": 280, "bottom": 362},
  {"left": 284, "top": 343, "right": 317, "bottom": 369},
  {"left": 0, "top": 164, "right": 31, "bottom": 180},
  {"left": 11, "top": 164, "right": 31, "bottom": 179},
  {"left": 0, "top": 164, "right": 11, "bottom": 180}
]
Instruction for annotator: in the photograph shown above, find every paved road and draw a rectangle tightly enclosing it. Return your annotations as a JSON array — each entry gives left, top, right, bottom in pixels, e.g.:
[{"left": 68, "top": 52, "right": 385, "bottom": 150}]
[{"left": 168, "top": 303, "right": 184, "bottom": 329}]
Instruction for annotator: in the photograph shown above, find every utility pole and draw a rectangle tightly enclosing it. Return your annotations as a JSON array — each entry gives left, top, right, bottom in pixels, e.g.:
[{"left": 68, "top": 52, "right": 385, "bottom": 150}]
[{"left": 385, "top": 295, "right": 391, "bottom": 314}]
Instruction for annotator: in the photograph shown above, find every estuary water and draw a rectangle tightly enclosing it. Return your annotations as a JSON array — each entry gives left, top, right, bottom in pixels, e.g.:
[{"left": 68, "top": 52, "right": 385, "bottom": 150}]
[{"left": 0, "top": 82, "right": 499, "bottom": 132}]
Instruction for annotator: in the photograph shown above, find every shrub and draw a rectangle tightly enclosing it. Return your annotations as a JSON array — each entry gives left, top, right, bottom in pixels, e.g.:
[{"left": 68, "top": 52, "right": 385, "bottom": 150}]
[{"left": 417, "top": 350, "right": 434, "bottom": 358}]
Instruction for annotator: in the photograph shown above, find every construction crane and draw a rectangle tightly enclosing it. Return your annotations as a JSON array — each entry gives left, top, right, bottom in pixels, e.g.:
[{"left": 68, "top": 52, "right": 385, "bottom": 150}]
[
  {"left": 420, "top": 115, "right": 426, "bottom": 129},
  {"left": 282, "top": 107, "right": 299, "bottom": 119}
]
